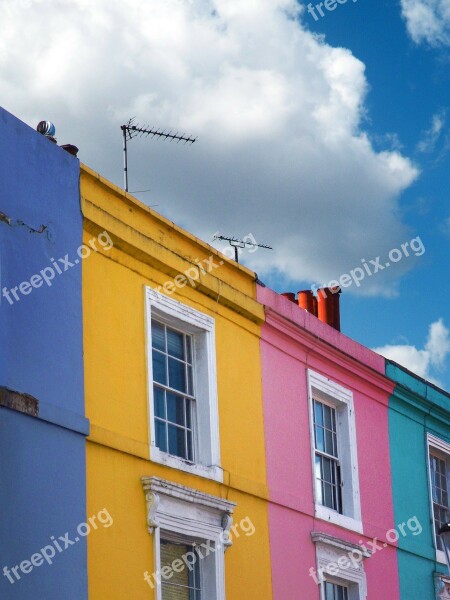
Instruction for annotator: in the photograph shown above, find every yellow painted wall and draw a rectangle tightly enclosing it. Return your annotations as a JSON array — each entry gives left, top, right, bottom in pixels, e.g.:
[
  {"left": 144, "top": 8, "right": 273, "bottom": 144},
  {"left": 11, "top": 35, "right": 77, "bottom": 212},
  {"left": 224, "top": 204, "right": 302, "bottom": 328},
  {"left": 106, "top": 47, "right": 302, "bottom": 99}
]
[{"left": 81, "top": 165, "right": 272, "bottom": 599}]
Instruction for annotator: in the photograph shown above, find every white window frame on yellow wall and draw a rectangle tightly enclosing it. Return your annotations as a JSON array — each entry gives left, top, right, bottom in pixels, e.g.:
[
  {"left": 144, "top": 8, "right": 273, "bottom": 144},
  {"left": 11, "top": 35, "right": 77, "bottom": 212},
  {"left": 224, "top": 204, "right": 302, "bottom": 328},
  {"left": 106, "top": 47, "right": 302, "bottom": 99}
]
[
  {"left": 145, "top": 286, "right": 223, "bottom": 482},
  {"left": 142, "top": 477, "right": 236, "bottom": 600}
]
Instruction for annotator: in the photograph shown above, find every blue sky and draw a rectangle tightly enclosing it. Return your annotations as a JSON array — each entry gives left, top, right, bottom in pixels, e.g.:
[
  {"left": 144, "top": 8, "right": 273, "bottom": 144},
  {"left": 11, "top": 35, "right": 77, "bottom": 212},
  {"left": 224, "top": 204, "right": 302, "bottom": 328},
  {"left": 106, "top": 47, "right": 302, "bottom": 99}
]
[
  {"left": 1, "top": 0, "right": 449, "bottom": 389},
  {"left": 293, "top": 0, "right": 450, "bottom": 389}
]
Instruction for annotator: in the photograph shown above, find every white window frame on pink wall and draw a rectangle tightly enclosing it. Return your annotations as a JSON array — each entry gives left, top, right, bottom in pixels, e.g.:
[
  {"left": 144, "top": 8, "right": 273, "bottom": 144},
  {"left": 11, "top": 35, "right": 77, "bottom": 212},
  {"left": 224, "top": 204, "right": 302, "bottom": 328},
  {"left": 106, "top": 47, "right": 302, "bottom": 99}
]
[{"left": 307, "top": 370, "right": 362, "bottom": 534}]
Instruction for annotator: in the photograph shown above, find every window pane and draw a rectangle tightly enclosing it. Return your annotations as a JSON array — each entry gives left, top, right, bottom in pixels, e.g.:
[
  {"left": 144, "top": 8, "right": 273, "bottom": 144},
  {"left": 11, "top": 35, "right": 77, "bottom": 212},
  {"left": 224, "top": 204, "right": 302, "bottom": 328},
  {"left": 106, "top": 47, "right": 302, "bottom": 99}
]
[
  {"left": 322, "top": 456, "right": 332, "bottom": 483},
  {"left": 187, "top": 431, "right": 194, "bottom": 462},
  {"left": 314, "top": 401, "right": 323, "bottom": 426},
  {"left": 154, "top": 386, "right": 166, "bottom": 418},
  {"left": 315, "top": 455, "right": 323, "bottom": 505},
  {"left": 153, "top": 350, "right": 167, "bottom": 385},
  {"left": 155, "top": 419, "right": 167, "bottom": 453},
  {"left": 325, "top": 582, "right": 334, "bottom": 600},
  {"left": 323, "top": 482, "right": 334, "bottom": 510},
  {"left": 167, "top": 393, "right": 185, "bottom": 427},
  {"left": 323, "top": 404, "right": 332, "bottom": 430},
  {"left": 169, "top": 357, "right": 186, "bottom": 393},
  {"left": 324, "top": 582, "right": 348, "bottom": 600},
  {"left": 168, "top": 425, "right": 187, "bottom": 459},
  {"left": 186, "top": 337, "right": 193, "bottom": 364},
  {"left": 325, "top": 428, "right": 334, "bottom": 456},
  {"left": 152, "top": 322, "right": 166, "bottom": 351},
  {"left": 186, "top": 399, "right": 192, "bottom": 429},
  {"left": 161, "top": 541, "right": 201, "bottom": 600},
  {"left": 161, "top": 542, "right": 190, "bottom": 589},
  {"left": 315, "top": 424, "right": 325, "bottom": 452},
  {"left": 167, "top": 329, "right": 184, "bottom": 359},
  {"left": 187, "top": 365, "right": 194, "bottom": 396}
]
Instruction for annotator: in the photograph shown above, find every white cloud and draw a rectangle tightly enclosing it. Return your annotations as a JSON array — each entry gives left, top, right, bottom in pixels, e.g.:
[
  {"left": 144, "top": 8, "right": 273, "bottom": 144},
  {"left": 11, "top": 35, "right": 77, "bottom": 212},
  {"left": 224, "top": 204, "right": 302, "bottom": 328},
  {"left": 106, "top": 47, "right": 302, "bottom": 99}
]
[
  {"left": 400, "top": 0, "right": 450, "bottom": 46},
  {"left": 417, "top": 110, "right": 446, "bottom": 153},
  {"left": 0, "top": 0, "right": 420, "bottom": 294},
  {"left": 373, "top": 319, "right": 450, "bottom": 385}
]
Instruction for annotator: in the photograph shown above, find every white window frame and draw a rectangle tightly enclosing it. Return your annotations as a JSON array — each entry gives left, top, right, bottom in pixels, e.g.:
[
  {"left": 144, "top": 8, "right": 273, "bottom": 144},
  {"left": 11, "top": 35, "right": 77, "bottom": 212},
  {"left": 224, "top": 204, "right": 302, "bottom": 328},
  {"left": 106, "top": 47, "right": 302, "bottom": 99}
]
[
  {"left": 312, "top": 532, "right": 370, "bottom": 600},
  {"left": 435, "top": 572, "right": 450, "bottom": 599},
  {"left": 308, "top": 370, "right": 362, "bottom": 534},
  {"left": 145, "top": 286, "right": 222, "bottom": 482},
  {"left": 427, "top": 433, "right": 450, "bottom": 564},
  {"left": 142, "top": 477, "right": 236, "bottom": 600}
]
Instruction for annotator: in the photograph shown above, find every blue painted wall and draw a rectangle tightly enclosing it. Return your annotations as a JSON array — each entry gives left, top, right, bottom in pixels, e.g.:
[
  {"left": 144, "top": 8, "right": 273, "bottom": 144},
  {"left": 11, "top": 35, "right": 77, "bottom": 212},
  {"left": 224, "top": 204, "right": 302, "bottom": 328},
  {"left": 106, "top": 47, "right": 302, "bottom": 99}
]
[
  {"left": 0, "top": 107, "right": 89, "bottom": 599},
  {"left": 388, "top": 361, "right": 450, "bottom": 599}
]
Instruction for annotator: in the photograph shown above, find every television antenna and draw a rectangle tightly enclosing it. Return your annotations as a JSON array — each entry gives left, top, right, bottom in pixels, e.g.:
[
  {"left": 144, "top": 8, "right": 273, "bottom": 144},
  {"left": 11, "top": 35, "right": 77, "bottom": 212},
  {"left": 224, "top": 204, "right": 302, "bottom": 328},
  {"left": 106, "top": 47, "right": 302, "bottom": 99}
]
[
  {"left": 212, "top": 234, "right": 273, "bottom": 263},
  {"left": 120, "top": 118, "right": 197, "bottom": 192}
]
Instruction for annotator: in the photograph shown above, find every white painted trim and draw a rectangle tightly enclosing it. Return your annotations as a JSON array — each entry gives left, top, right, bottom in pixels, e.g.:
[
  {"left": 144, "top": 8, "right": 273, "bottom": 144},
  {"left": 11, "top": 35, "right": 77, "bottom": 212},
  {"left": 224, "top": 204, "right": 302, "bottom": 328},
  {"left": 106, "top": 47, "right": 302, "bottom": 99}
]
[
  {"left": 427, "top": 434, "right": 450, "bottom": 558},
  {"left": 145, "top": 286, "right": 222, "bottom": 482},
  {"left": 314, "top": 505, "right": 363, "bottom": 533},
  {"left": 307, "top": 370, "right": 362, "bottom": 531},
  {"left": 142, "top": 477, "right": 236, "bottom": 600},
  {"left": 311, "top": 532, "right": 371, "bottom": 557},
  {"left": 313, "top": 533, "right": 368, "bottom": 600},
  {"left": 428, "top": 434, "right": 450, "bottom": 456}
]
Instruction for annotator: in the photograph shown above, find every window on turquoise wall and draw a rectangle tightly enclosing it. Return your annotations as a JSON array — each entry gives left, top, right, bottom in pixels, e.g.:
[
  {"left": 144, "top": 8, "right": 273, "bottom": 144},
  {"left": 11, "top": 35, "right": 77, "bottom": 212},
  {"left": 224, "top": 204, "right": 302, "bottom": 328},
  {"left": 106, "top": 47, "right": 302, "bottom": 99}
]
[
  {"left": 429, "top": 451, "right": 450, "bottom": 552},
  {"left": 427, "top": 434, "right": 450, "bottom": 564},
  {"left": 145, "top": 286, "right": 223, "bottom": 483}
]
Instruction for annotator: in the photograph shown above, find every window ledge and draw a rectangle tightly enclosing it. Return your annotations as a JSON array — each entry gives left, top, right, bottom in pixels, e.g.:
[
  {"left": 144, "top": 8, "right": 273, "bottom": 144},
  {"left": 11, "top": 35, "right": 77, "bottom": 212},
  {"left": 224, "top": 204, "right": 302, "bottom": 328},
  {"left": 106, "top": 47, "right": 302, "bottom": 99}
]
[
  {"left": 315, "top": 504, "right": 363, "bottom": 534},
  {"left": 150, "top": 445, "right": 223, "bottom": 483}
]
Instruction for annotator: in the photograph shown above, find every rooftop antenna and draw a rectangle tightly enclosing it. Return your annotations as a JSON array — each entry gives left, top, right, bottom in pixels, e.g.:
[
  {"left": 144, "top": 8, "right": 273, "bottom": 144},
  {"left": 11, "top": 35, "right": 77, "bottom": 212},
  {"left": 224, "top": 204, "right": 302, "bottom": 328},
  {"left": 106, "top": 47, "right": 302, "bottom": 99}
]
[
  {"left": 120, "top": 118, "right": 197, "bottom": 192},
  {"left": 212, "top": 234, "right": 273, "bottom": 263}
]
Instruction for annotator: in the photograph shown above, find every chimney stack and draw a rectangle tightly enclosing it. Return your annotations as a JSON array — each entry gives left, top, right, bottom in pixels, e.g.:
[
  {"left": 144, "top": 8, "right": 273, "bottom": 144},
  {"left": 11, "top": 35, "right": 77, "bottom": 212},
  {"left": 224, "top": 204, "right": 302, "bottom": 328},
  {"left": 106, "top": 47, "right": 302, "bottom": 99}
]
[
  {"left": 281, "top": 287, "right": 341, "bottom": 331},
  {"left": 317, "top": 287, "right": 341, "bottom": 331}
]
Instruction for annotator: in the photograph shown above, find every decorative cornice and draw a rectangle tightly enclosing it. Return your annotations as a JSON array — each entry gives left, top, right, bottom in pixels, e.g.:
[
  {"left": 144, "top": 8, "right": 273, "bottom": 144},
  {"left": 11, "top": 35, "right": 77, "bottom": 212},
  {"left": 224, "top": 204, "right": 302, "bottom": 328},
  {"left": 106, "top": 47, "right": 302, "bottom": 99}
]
[
  {"left": 145, "top": 490, "right": 160, "bottom": 533},
  {"left": 221, "top": 513, "right": 233, "bottom": 551},
  {"left": 390, "top": 385, "right": 450, "bottom": 426},
  {"left": 142, "top": 477, "right": 236, "bottom": 514},
  {"left": 311, "top": 532, "right": 372, "bottom": 558}
]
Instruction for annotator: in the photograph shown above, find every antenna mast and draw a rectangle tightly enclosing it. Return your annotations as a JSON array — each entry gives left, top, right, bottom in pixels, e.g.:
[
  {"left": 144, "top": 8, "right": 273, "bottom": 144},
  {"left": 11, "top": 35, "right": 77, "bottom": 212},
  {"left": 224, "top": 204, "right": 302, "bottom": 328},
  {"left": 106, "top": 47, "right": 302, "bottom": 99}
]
[
  {"left": 120, "top": 118, "right": 197, "bottom": 192},
  {"left": 213, "top": 234, "right": 273, "bottom": 263}
]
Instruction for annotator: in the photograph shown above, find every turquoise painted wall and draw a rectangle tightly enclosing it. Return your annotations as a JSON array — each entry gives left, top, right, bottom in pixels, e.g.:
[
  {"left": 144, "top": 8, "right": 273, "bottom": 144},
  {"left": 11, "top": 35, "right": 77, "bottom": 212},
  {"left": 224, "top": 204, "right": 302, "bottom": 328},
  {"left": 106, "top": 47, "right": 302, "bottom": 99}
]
[{"left": 387, "top": 361, "right": 450, "bottom": 599}]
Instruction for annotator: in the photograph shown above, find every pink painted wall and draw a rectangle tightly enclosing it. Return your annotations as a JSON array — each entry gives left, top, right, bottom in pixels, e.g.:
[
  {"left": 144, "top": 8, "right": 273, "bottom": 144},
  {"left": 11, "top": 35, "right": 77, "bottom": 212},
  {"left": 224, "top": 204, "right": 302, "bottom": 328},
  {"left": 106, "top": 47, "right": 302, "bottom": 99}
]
[{"left": 258, "top": 286, "right": 399, "bottom": 600}]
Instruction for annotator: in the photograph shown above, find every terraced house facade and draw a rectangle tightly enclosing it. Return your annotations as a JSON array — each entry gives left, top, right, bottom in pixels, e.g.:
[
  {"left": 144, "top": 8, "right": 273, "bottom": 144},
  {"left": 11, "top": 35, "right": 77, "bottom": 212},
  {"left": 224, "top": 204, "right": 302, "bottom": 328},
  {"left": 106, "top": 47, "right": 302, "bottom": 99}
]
[
  {"left": 2, "top": 108, "right": 450, "bottom": 600},
  {"left": 80, "top": 164, "right": 273, "bottom": 599}
]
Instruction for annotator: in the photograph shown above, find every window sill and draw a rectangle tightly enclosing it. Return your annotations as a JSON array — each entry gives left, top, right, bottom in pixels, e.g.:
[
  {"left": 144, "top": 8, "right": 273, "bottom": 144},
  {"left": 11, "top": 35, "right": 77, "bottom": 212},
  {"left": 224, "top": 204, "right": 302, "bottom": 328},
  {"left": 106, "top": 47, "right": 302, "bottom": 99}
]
[
  {"left": 150, "top": 445, "right": 223, "bottom": 483},
  {"left": 315, "top": 504, "right": 363, "bottom": 534}
]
